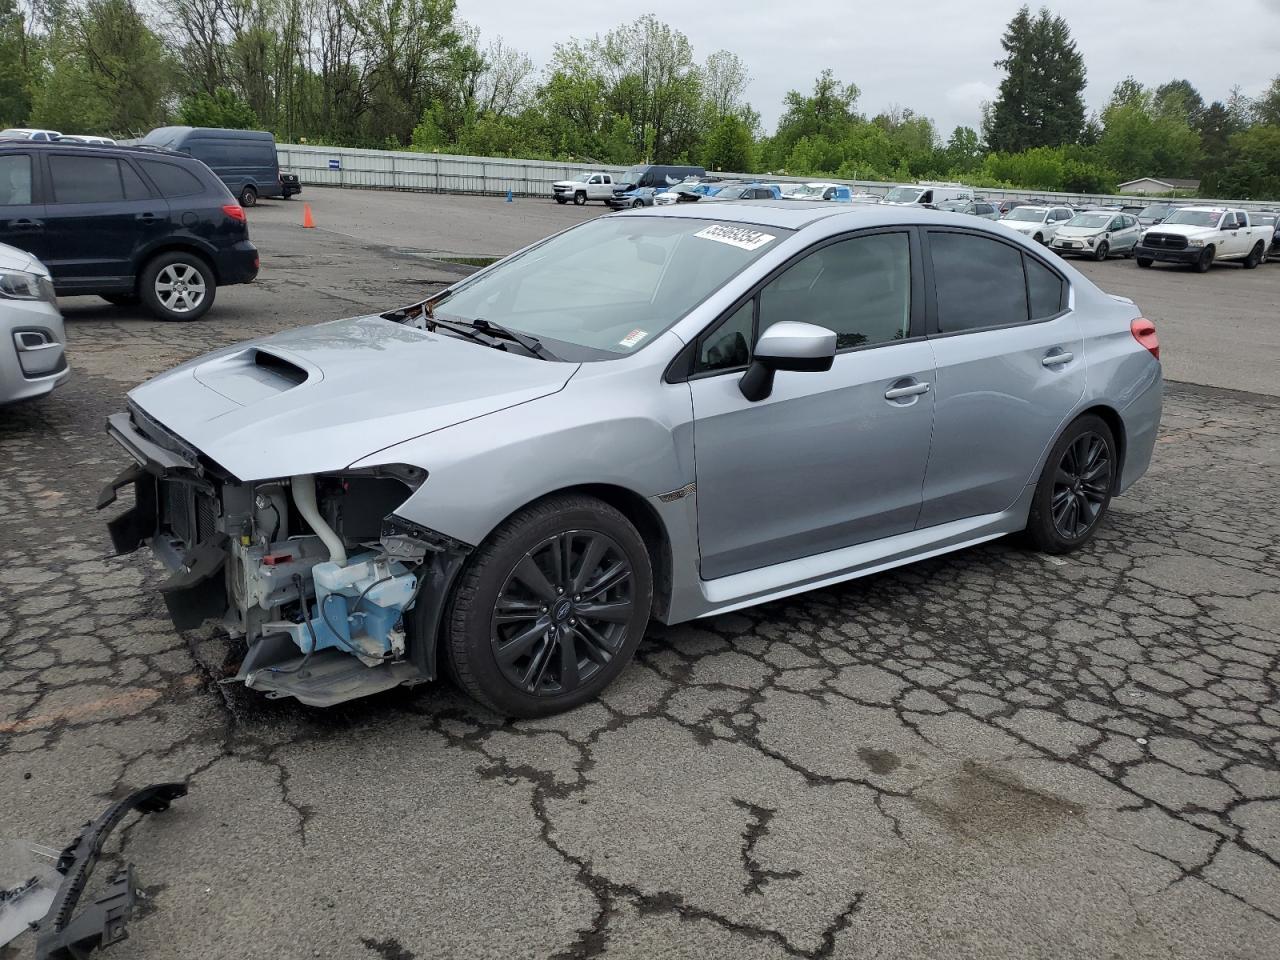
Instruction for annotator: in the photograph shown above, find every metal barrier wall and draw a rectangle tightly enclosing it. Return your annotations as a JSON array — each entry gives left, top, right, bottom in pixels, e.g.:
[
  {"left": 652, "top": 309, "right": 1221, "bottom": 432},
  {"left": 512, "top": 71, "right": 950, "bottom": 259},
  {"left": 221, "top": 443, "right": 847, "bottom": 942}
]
[{"left": 275, "top": 143, "right": 1276, "bottom": 211}]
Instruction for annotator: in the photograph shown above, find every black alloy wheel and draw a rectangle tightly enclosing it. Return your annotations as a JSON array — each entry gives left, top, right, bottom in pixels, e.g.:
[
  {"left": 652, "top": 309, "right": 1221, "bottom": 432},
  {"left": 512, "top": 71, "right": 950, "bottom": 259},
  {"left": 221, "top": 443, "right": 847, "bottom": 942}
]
[
  {"left": 1050, "top": 431, "right": 1113, "bottom": 540},
  {"left": 492, "top": 530, "right": 634, "bottom": 697}
]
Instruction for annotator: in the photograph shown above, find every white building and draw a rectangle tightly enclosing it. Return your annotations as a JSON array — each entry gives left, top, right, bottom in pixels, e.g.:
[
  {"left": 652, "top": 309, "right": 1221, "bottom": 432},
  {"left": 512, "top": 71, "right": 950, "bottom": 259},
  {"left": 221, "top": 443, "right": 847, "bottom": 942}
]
[{"left": 1116, "top": 177, "right": 1201, "bottom": 196}]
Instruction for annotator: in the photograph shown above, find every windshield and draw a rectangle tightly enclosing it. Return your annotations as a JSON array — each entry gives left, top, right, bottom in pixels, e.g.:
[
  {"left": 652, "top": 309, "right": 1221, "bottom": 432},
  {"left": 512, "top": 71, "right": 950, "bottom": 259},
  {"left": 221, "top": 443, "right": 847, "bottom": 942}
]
[
  {"left": 786, "top": 184, "right": 828, "bottom": 198},
  {"left": 618, "top": 166, "right": 645, "bottom": 186},
  {"left": 1067, "top": 213, "right": 1112, "bottom": 229},
  {"left": 1006, "top": 208, "right": 1047, "bottom": 222},
  {"left": 1138, "top": 204, "right": 1172, "bottom": 219},
  {"left": 1163, "top": 210, "right": 1223, "bottom": 227},
  {"left": 883, "top": 187, "right": 924, "bottom": 203},
  {"left": 430, "top": 217, "right": 791, "bottom": 360},
  {"left": 140, "top": 126, "right": 184, "bottom": 148}
]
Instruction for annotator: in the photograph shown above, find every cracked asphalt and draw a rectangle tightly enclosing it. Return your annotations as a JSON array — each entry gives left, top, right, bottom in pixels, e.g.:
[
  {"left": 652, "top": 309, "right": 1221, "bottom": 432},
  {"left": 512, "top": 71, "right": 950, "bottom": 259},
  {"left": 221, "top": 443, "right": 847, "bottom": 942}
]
[{"left": 2, "top": 192, "right": 1278, "bottom": 960}]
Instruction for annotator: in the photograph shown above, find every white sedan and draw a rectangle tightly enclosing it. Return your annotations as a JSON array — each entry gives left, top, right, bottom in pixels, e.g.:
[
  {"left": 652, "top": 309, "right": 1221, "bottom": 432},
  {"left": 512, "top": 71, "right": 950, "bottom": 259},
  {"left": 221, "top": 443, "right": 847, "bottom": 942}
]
[{"left": 999, "top": 205, "right": 1075, "bottom": 244}]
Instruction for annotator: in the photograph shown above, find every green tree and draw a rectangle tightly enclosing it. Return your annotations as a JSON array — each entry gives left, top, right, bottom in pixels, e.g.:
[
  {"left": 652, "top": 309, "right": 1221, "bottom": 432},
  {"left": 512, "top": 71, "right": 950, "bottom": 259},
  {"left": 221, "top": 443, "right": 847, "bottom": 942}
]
[
  {"left": 985, "top": 5, "right": 1086, "bottom": 152},
  {"left": 1212, "top": 124, "right": 1280, "bottom": 199},
  {"left": 28, "top": 0, "right": 174, "bottom": 135},
  {"left": 1099, "top": 79, "right": 1201, "bottom": 181},
  {"left": 178, "top": 88, "right": 260, "bottom": 128},
  {"left": 768, "top": 68, "right": 859, "bottom": 164},
  {"left": 0, "top": 0, "right": 32, "bottom": 125},
  {"left": 1254, "top": 75, "right": 1280, "bottom": 126},
  {"left": 944, "top": 126, "right": 982, "bottom": 172},
  {"left": 1153, "top": 78, "right": 1204, "bottom": 127},
  {"left": 701, "top": 114, "right": 753, "bottom": 172}
]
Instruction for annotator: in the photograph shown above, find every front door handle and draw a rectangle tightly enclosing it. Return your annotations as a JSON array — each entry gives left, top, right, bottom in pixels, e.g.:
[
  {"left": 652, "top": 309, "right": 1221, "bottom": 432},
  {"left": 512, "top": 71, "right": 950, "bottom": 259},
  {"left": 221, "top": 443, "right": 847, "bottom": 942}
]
[
  {"left": 1042, "top": 351, "right": 1074, "bottom": 367},
  {"left": 884, "top": 381, "right": 931, "bottom": 400},
  {"left": 7, "top": 217, "right": 43, "bottom": 232},
  {"left": 136, "top": 212, "right": 160, "bottom": 223}
]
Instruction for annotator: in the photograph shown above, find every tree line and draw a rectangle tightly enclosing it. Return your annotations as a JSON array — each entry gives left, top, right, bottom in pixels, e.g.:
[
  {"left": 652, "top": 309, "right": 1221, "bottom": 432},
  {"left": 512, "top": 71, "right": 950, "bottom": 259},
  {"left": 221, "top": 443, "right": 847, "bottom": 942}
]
[{"left": 1, "top": 0, "right": 1278, "bottom": 198}]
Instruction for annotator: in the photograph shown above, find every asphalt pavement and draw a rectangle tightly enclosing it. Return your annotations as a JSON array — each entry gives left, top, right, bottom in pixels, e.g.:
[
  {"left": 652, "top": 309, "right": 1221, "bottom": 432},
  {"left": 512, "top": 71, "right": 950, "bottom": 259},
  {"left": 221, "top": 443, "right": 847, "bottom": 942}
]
[{"left": 1, "top": 192, "right": 1278, "bottom": 960}]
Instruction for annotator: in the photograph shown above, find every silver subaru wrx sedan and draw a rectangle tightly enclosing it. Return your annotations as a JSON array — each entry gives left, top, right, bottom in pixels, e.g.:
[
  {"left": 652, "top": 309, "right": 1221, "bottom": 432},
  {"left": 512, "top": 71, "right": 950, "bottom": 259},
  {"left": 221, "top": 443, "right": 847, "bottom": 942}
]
[{"left": 101, "top": 202, "right": 1163, "bottom": 717}]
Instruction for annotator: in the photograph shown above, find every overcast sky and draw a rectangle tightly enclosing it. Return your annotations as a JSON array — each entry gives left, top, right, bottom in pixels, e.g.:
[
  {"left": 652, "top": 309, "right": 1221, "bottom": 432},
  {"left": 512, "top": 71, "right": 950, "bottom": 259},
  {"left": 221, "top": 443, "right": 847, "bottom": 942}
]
[{"left": 456, "top": 0, "right": 1279, "bottom": 135}]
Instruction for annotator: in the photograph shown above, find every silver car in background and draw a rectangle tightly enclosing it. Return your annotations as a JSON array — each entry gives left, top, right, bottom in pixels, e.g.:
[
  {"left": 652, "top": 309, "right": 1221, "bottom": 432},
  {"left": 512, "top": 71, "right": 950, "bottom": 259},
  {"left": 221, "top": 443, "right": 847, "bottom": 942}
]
[
  {"left": 1051, "top": 211, "right": 1142, "bottom": 260},
  {"left": 0, "top": 241, "right": 68, "bottom": 404},
  {"left": 101, "top": 203, "right": 1163, "bottom": 717}
]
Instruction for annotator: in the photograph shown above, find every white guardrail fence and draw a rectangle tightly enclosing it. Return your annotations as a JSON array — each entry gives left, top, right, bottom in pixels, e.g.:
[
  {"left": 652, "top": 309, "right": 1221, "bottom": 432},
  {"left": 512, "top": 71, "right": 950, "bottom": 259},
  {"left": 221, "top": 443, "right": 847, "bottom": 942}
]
[{"left": 275, "top": 143, "right": 1276, "bottom": 211}]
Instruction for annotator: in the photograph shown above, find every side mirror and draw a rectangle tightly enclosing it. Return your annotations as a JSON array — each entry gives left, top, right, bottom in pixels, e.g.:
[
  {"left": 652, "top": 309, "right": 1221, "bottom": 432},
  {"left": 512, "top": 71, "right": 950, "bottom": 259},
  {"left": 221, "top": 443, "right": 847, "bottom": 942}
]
[{"left": 739, "top": 322, "right": 837, "bottom": 402}]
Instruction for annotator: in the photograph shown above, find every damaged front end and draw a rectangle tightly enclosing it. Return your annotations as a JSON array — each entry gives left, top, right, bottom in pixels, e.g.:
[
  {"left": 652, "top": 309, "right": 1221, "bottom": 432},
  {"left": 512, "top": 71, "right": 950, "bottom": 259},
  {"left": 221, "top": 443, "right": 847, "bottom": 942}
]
[{"left": 98, "top": 403, "right": 470, "bottom": 707}]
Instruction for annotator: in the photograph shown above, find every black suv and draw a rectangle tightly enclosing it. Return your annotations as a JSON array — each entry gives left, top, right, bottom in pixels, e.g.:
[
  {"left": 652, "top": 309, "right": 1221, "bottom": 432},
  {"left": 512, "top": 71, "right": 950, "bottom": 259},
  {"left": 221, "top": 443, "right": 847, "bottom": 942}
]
[{"left": 0, "top": 141, "right": 258, "bottom": 321}]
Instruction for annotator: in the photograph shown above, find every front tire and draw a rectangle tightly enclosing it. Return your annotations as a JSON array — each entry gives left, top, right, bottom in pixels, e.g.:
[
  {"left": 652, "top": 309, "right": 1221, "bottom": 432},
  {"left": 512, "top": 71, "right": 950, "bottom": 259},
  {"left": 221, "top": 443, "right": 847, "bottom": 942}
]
[
  {"left": 1137, "top": 257, "right": 1153, "bottom": 268},
  {"left": 1093, "top": 241, "right": 1109, "bottom": 261},
  {"left": 1243, "top": 241, "right": 1263, "bottom": 269},
  {"left": 1194, "top": 245, "right": 1215, "bottom": 273},
  {"left": 1034, "top": 232, "right": 1044, "bottom": 244},
  {"left": 631, "top": 199, "right": 644, "bottom": 208},
  {"left": 238, "top": 185, "right": 258, "bottom": 207},
  {"left": 573, "top": 191, "right": 586, "bottom": 206},
  {"left": 1025, "top": 414, "right": 1116, "bottom": 554},
  {"left": 444, "top": 495, "right": 653, "bottom": 717},
  {"left": 139, "top": 251, "right": 216, "bottom": 322}
]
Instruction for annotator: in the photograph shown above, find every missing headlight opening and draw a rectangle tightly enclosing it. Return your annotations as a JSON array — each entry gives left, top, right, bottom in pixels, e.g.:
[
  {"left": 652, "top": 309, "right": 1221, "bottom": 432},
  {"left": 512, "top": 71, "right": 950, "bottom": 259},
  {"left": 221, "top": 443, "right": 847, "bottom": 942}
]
[{"left": 99, "top": 444, "right": 470, "bottom": 707}]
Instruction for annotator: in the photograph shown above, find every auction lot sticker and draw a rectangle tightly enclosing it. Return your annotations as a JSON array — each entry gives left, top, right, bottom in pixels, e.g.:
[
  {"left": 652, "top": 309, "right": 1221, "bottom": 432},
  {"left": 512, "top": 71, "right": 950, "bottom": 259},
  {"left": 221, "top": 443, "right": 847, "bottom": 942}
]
[{"left": 694, "top": 224, "right": 776, "bottom": 251}]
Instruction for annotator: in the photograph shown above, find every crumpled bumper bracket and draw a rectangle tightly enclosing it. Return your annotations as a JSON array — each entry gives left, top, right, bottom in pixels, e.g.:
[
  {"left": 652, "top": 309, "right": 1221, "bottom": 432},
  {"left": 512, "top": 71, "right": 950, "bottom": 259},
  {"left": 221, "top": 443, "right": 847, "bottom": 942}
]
[{"left": 33, "top": 783, "right": 187, "bottom": 960}]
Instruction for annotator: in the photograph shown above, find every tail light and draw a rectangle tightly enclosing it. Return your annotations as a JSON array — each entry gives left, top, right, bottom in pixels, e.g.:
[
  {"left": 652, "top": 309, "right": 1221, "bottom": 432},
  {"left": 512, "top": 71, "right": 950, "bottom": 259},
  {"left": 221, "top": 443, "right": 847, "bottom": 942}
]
[
  {"left": 222, "top": 204, "right": 246, "bottom": 223},
  {"left": 1131, "top": 317, "right": 1159, "bottom": 360}
]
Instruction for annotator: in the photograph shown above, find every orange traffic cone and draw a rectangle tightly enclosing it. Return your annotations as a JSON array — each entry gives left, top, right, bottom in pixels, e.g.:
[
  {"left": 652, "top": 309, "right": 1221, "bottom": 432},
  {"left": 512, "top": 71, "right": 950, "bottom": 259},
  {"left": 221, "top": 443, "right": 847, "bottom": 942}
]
[{"left": 302, "top": 204, "right": 315, "bottom": 228}]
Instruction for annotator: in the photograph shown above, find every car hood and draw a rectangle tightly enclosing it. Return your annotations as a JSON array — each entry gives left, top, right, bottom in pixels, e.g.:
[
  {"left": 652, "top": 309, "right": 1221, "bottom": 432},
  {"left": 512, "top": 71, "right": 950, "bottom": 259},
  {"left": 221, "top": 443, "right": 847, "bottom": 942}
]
[
  {"left": 127, "top": 314, "right": 579, "bottom": 481},
  {"left": 1054, "top": 225, "right": 1105, "bottom": 239},
  {"left": 0, "top": 241, "right": 45, "bottom": 274},
  {"left": 1146, "top": 223, "right": 1216, "bottom": 237}
]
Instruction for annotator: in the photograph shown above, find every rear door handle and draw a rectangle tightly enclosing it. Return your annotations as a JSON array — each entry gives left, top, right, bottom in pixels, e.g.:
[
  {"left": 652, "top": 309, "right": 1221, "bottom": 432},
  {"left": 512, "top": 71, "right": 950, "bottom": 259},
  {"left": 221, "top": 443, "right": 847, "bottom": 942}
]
[
  {"left": 884, "top": 381, "right": 931, "bottom": 400},
  {"left": 1042, "top": 351, "right": 1074, "bottom": 367},
  {"left": 7, "top": 218, "right": 43, "bottom": 232},
  {"left": 136, "top": 212, "right": 160, "bottom": 222}
]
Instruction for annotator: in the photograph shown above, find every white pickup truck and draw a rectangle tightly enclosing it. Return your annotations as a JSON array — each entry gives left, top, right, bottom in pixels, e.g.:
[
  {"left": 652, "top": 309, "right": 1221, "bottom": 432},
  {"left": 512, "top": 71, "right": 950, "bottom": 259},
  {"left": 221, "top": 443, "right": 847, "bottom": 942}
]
[
  {"left": 1134, "top": 206, "right": 1271, "bottom": 272},
  {"left": 551, "top": 172, "right": 616, "bottom": 205}
]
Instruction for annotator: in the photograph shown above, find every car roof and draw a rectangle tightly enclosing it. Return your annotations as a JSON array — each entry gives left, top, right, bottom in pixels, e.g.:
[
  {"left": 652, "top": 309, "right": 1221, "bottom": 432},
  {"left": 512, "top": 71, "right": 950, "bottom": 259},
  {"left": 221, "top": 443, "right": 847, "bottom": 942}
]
[
  {"left": 626, "top": 199, "right": 1009, "bottom": 232},
  {"left": 0, "top": 139, "right": 188, "bottom": 160}
]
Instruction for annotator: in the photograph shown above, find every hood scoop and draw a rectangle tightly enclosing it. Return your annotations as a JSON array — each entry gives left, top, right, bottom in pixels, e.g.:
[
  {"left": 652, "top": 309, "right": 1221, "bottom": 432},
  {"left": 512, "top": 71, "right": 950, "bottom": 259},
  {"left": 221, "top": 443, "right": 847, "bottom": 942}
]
[{"left": 193, "top": 347, "right": 315, "bottom": 405}]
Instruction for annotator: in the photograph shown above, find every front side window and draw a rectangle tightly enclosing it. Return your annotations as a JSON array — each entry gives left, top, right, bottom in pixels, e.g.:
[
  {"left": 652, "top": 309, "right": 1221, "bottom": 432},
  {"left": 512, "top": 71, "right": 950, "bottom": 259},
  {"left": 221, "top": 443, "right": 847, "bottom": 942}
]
[
  {"left": 759, "top": 232, "right": 911, "bottom": 350},
  {"left": 433, "top": 217, "right": 791, "bottom": 360},
  {"left": 0, "top": 154, "right": 33, "bottom": 205},
  {"left": 696, "top": 300, "right": 753, "bottom": 373},
  {"left": 929, "top": 232, "right": 1028, "bottom": 333},
  {"left": 48, "top": 155, "right": 125, "bottom": 203}
]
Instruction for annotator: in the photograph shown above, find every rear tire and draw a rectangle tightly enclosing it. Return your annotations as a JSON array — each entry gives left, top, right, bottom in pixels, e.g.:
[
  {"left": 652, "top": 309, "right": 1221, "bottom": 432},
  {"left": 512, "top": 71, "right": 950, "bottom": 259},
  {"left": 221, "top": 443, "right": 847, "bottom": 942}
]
[
  {"left": 1137, "top": 257, "right": 1153, "bottom": 268},
  {"left": 1093, "top": 241, "right": 1109, "bottom": 261},
  {"left": 444, "top": 495, "right": 653, "bottom": 717},
  {"left": 139, "top": 251, "right": 216, "bottom": 322},
  {"left": 1025, "top": 414, "right": 1117, "bottom": 554},
  {"left": 238, "top": 185, "right": 258, "bottom": 207},
  {"left": 1194, "top": 245, "right": 1214, "bottom": 273},
  {"left": 1242, "top": 242, "right": 1263, "bottom": 269}
]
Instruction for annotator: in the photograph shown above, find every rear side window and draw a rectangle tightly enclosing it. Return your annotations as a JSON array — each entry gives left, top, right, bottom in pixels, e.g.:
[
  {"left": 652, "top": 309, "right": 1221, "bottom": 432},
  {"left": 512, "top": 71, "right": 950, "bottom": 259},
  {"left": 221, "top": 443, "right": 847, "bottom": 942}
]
[
  {"left": 48, "top": 155, "right": 127, "bottom": 203},
  {"left": 121, "top": 162, "right": 151, "bottom": 199},
  {"left": 1026, "top": 257, "right": 1066, "bottom": 319},
  {"left": 929, "top": 232, "right": 1028, "bottom": 332},
  {"left": 0, "top": 154, "right": 33, "bottom": 204},
  {"left": 139, "top": 160, "right": 204, "bottom": 198}
]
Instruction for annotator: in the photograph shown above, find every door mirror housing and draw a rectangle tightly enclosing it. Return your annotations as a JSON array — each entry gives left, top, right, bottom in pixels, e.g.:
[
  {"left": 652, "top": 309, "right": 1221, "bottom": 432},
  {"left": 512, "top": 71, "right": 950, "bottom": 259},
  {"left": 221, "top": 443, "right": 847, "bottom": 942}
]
[{"left": 739, "top": 321, "right": 837, "bottom": 402}]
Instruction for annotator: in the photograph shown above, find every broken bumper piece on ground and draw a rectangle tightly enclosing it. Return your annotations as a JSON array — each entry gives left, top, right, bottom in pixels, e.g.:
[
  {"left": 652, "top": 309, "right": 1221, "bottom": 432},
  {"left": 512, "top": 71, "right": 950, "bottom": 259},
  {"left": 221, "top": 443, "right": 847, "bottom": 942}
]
[{"left": 20, "top": 783, "right": 188, "bottom": 960}]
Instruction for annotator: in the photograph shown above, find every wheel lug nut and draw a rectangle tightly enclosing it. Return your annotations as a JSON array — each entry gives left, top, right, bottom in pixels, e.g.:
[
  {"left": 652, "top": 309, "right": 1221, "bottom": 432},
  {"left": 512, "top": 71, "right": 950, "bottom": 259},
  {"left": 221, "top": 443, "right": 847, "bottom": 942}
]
[{"left": 569, "top": 618, "right": 576, "bottom": 625}]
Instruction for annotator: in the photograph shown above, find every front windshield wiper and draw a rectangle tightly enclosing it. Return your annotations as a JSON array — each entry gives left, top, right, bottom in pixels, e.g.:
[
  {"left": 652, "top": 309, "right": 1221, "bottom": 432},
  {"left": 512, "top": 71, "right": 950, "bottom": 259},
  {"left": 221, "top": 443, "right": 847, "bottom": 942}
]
[{"left": 471, "top": 318, "right": 560, "bottom": 361}]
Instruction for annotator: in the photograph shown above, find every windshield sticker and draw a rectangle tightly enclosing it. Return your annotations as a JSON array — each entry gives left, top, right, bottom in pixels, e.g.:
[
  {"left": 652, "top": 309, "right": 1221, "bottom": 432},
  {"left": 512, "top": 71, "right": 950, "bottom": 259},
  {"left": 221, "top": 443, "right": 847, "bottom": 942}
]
[
  {"left": 619, "top": 328, "right": 648, "bottom": 349},
  {"left": 694, "top": 224, "right": 776, "bottom": 251}
]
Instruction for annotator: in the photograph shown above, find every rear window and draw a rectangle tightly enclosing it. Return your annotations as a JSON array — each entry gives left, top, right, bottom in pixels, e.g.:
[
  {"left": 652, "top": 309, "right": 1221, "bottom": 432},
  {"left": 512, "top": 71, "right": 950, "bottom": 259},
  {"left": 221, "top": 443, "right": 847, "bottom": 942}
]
[{"left": 140, "top": 159, "right": 204, "bottom": 198}]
